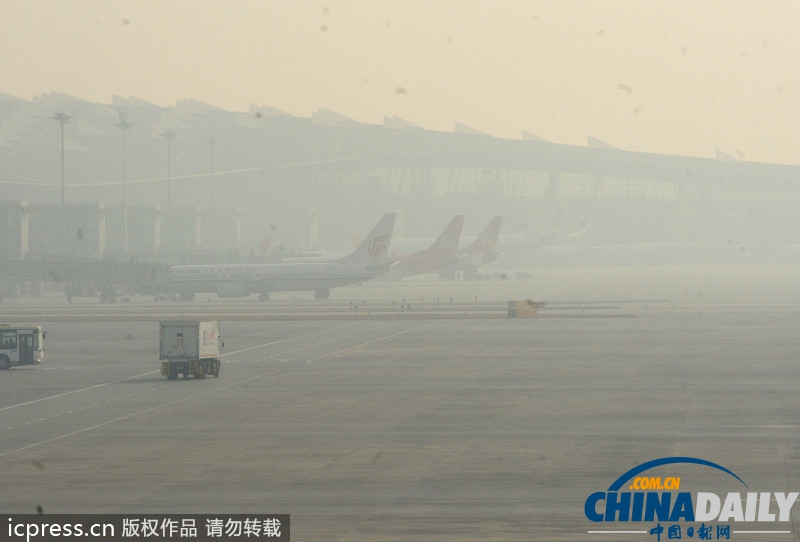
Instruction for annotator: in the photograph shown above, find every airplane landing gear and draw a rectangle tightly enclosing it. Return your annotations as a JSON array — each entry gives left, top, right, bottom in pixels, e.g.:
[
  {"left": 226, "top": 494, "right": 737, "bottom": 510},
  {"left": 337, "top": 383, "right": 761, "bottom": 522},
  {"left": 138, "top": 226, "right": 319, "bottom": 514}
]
[
  {"left": 314, "top": 288, "right": 330, "bottom": 301},
  {"left": 98, "top": 284, "right": 116, "bottom": 304}
]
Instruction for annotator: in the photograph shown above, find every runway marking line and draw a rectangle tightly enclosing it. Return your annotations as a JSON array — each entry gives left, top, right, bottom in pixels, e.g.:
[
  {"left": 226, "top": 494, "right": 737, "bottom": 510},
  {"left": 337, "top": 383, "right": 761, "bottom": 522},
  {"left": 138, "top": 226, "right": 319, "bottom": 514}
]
[
  {"left": 0, "top": 371, "right": 160, "bottom": 414},
  {"left": 0, "top": 321, "right": 361, "bottom": 413},
  {"left": 222, "top": 321, "right": 359, "bottom": 360},
  {"left": 0, "top": 320, "right": 439, "bottom": 458},
  {"left": 0, "top": 368, "right": 282, "bottom": 458},
  {"left": 305, "top": 321, "right": 441, "bottom": 364}
]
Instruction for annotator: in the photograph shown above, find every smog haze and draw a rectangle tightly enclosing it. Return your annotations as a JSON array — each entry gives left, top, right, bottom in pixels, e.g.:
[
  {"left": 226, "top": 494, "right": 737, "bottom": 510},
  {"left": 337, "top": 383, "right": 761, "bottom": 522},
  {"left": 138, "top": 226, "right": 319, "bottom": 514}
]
[{"left": 3, "top": 0, "right": 800, "bottom": 164}]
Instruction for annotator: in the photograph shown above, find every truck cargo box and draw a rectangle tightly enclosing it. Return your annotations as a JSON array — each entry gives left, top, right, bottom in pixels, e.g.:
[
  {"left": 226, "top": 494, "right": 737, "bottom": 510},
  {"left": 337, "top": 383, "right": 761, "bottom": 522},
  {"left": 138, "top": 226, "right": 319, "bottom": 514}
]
[
  {"left": 160, "top": 320, "right": 221, "bottom": 361},
  {"left": 160, "top": 320, "right": 222, "bottom": 380}
]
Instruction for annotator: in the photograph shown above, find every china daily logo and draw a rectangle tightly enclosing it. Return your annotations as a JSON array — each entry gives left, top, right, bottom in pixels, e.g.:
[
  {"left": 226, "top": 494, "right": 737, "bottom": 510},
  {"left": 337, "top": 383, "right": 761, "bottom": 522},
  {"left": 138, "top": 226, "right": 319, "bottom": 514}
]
[{"left": 585, "top": 457, "right": 797, "bottom": 540}]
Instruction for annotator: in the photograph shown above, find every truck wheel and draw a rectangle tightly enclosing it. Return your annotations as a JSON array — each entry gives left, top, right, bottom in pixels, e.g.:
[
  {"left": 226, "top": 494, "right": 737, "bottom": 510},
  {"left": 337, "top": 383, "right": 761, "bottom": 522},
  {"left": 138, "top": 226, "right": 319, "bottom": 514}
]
[
  {"left": 213, "top": 361, "right": 220, "bottom": 377},
  {"left": 0, "top": 355, "right": 10, "bottom": 370},
  {"left": 167, "top": 368, "right": 178, "bottom": 380}
]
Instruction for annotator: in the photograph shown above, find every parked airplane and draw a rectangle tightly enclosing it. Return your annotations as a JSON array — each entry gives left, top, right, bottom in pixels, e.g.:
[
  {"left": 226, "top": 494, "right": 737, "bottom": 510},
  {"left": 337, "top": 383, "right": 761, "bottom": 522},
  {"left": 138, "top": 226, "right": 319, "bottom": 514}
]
[
  {"left": 440, "top": 215, "right": 503, "bottom": 278},
  {"left": 390, "top": 216, "right": 508, "bottom": 259},
  {"left": 386, "top": 215, "right": 464, "bottom": 278},
  {"left": 158, "top": 213, "right": 396, "bottom": 301}
]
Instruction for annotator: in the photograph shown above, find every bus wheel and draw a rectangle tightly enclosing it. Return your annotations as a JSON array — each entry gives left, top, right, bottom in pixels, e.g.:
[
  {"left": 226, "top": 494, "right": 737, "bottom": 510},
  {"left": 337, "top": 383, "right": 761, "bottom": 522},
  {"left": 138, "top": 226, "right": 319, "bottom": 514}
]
[{"left": 0, "top": 355, "right": 10, "bottom": 370}]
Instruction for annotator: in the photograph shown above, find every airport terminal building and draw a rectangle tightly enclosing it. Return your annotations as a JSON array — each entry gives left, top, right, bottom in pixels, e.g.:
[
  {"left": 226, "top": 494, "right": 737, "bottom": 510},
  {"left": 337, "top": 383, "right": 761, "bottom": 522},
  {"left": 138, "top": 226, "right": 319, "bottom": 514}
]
[{"left": 1, "top": 93, "right": 799, "bottom": 268}]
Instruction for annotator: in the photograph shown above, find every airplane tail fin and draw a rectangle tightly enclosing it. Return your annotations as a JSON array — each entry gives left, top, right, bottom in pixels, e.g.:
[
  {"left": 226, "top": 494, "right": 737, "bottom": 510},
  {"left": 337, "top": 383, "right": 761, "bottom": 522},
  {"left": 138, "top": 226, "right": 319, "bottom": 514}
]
[
  {"left": 257, "top": 237, "right": 272, "bottom": 255},
  {"left": 337, "top": 213, "right": 397, "bottom": 266},
  {"left": 465, "top": 216, "right": 503, "bottom": 257},
  {"left": 430, "top": 215, "right": 465, "bottom": 257}
]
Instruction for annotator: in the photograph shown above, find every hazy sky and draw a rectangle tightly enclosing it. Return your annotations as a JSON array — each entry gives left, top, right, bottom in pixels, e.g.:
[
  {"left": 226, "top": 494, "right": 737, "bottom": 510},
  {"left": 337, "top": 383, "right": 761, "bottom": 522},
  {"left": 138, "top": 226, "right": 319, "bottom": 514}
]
[{"left": 4, "top": 1, "right": 800, "bottom": 164}]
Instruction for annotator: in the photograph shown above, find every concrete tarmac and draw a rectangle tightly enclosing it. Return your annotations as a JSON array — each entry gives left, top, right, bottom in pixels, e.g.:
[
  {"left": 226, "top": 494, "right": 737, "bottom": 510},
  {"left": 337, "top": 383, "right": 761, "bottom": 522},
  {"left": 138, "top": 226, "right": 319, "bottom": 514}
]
[{"left": 2, "top": 265, "right": 800, "bottom": 541}]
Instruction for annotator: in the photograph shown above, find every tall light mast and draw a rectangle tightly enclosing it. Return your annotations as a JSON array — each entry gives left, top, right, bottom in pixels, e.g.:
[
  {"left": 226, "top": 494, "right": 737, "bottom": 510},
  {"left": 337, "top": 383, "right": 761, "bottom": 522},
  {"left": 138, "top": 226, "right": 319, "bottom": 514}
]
[
  {"left": 52, "top": 112, "right": 72, "bottom": 255},
  {"left": 115, "top": 111, "right": 134, "bottom": 252}
]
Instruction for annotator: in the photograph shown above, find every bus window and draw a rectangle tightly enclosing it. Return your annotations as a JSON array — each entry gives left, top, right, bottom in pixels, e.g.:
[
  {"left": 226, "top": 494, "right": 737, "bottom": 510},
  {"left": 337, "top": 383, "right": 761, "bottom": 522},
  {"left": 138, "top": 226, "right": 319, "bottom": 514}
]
[{"left": 1, "top": 330, "right": 16, "bottom": 350}]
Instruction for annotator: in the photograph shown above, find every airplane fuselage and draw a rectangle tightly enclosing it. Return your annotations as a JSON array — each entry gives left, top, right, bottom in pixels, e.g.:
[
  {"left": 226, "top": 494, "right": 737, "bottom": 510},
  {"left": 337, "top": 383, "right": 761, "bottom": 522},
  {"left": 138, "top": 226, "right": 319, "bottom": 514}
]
[{"left": 164, "top": 261, "right": 385, "bottom": 298}]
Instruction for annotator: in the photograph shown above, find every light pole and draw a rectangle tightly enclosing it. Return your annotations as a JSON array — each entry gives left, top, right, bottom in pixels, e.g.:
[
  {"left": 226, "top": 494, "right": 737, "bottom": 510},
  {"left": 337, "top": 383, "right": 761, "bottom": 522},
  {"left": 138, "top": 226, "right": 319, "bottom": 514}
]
[
  {"left": 160, "top": 129, "right": 176, "bottom": 208},
  {"left": 52, "top": 112, "right": 72, "bottom": 255},
  {"left": 115, "top": 111, "right": 134, "bottom": 252},
  {"left": 205, "top": 136, "right": 215, "bottom": 242}
]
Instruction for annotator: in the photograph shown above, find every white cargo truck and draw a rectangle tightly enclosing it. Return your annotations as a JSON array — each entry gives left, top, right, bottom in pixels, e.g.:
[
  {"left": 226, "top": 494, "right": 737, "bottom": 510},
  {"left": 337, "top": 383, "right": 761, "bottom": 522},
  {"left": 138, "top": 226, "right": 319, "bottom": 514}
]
[{"left": 160, "top": 321, "right": 223, "bottom": 380}]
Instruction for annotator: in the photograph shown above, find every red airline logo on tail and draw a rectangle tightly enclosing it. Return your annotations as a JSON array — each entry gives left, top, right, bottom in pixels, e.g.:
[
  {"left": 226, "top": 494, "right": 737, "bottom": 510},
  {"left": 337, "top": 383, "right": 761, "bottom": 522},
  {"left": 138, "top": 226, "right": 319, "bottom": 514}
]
[{"left": 368, "top": 235, "right": 390, "bottom": 257}]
